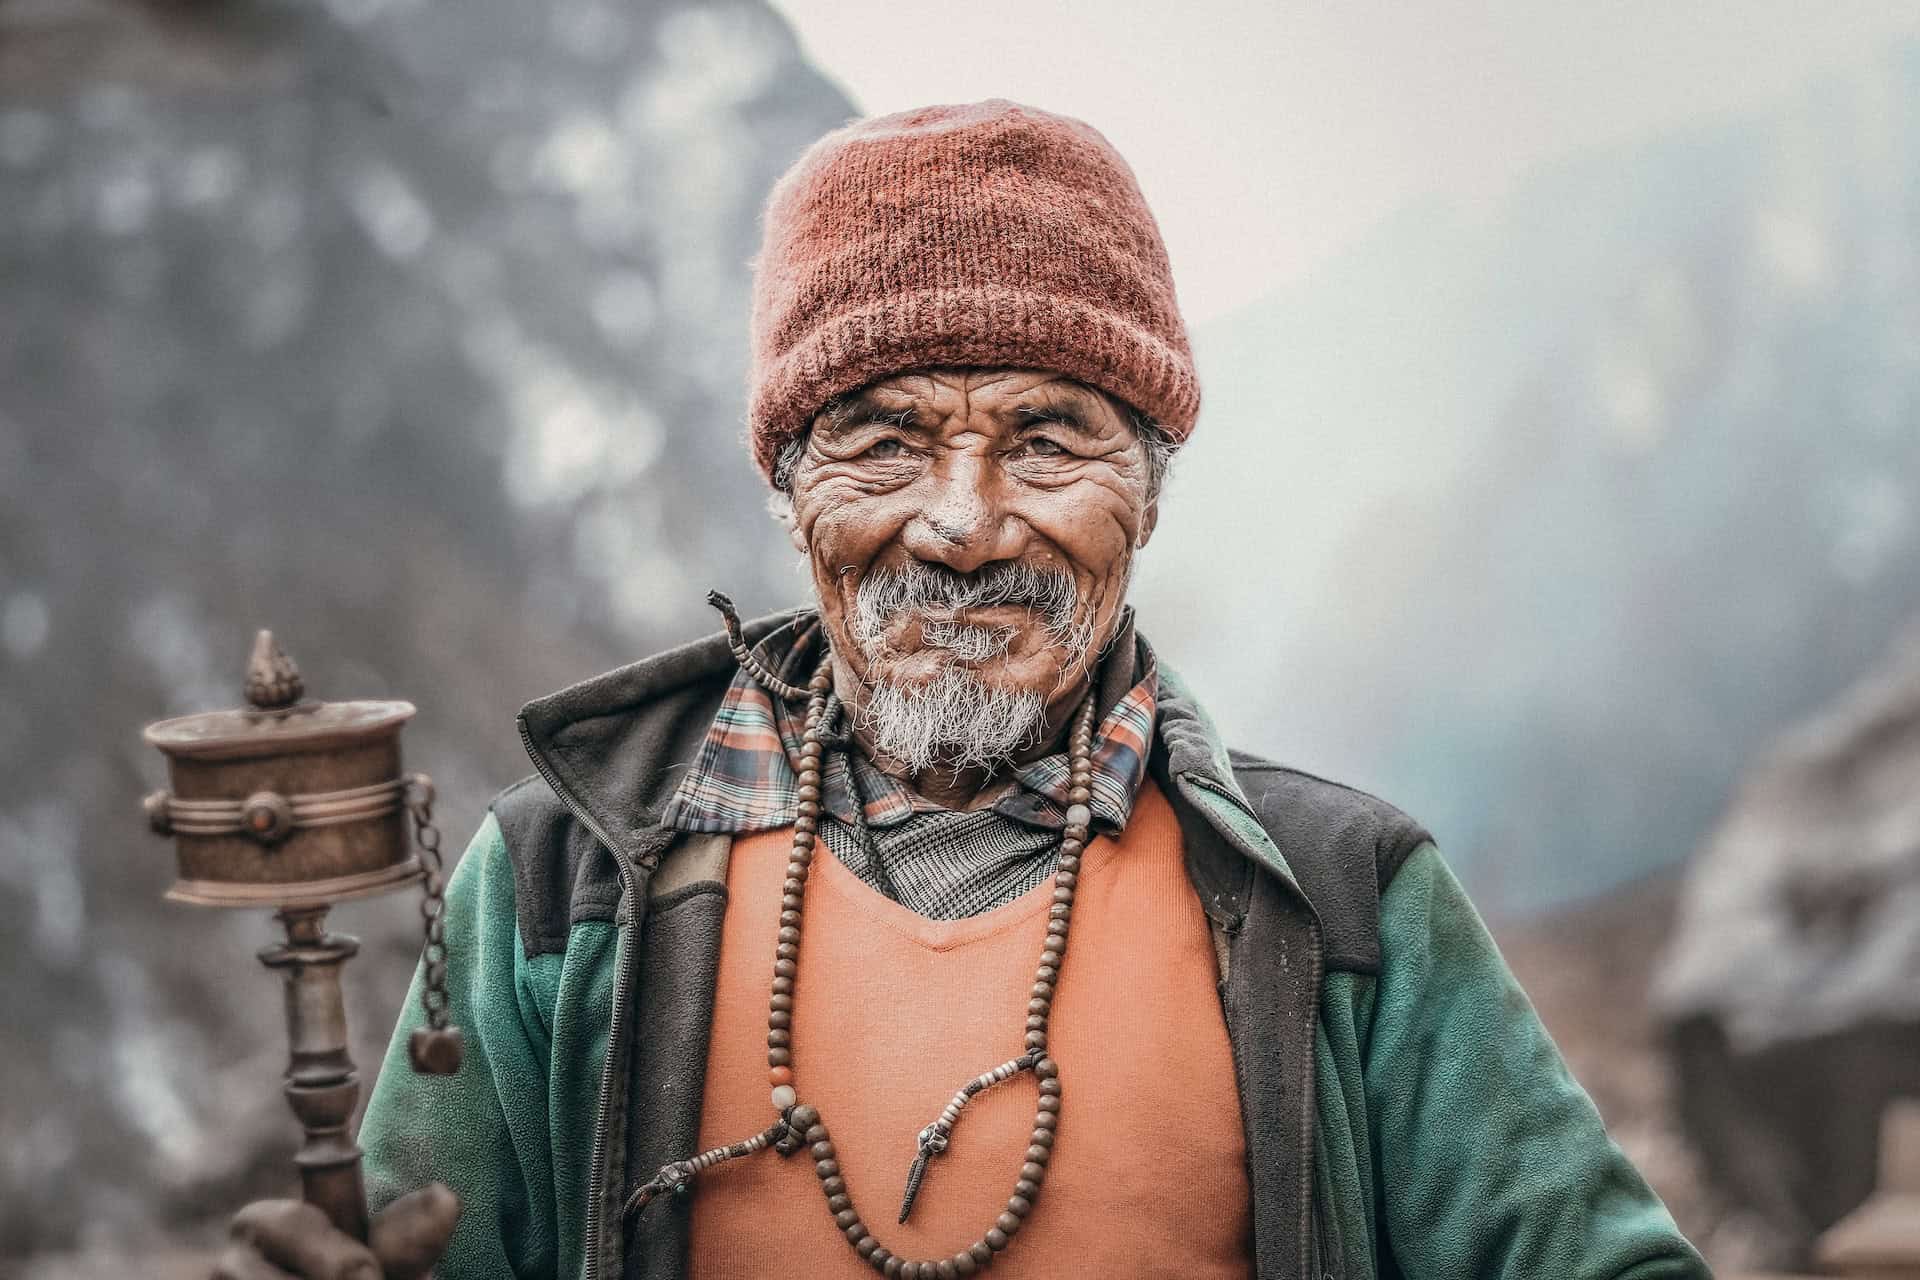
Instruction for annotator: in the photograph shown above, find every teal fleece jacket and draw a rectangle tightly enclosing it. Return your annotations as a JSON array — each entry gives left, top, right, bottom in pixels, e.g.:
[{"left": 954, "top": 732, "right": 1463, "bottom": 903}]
[{"left": 359, "top": 627, "right": 1707, "bottom": 1280}]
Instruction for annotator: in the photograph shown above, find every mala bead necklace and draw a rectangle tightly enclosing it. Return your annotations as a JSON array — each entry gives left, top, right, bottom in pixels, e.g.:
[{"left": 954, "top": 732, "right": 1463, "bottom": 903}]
[{"left": 629, "top": 615, "right": 1100, "bottom": 1278}]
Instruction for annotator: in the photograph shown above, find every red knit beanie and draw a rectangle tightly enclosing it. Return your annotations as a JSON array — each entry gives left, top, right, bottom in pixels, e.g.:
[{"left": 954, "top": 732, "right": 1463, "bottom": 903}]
[{"left": 747, "top": 99, "right": 1199, "bottom": 482}]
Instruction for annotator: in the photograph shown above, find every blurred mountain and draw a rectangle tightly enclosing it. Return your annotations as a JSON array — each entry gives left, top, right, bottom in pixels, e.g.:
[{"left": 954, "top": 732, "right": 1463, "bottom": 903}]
[
  {"left": 1139, "top": 41, "right": 1920, "bottom": 913},
  {"left": 0, "top": 0, "right": 851, "bottom": 1257}
]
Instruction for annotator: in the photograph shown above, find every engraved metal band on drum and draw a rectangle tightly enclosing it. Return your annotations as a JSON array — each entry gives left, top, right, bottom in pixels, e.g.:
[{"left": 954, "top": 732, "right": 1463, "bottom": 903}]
[{"left": 145, "top": 776, "right": 409, "bottom": 843}]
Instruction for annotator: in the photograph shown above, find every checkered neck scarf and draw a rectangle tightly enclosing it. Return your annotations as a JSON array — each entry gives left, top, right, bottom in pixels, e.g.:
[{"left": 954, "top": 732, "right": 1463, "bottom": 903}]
[{"left": 660, "top": 613, "right": 1158, "bottom": 919}]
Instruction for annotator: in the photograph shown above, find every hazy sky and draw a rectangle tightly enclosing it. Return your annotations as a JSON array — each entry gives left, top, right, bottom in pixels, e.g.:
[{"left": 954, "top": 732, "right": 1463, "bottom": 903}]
[{"left": 769, "top": 0, "right": 1920, "bottom": 323}]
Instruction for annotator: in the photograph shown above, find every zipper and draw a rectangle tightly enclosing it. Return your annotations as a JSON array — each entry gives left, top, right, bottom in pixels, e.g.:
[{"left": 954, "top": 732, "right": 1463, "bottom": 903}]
[
  {"left": 1177, "top": 769, "right": 1328, "bottom": 1280},
  {"left": 1296, "top": 918, "right": 1326, "bottom": 1280},
  {"left": 1308, "top": 1084, "right": 1343, "bottom": 1280},
  {"left": 517, "top": 718, "right": 651, "bottom": 1280}
]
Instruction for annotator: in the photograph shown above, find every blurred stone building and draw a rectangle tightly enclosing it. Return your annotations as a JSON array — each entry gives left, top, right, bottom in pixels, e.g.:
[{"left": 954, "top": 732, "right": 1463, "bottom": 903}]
[{"left": 1659, "top": 621, "right": 1920, "bottom": 1267}]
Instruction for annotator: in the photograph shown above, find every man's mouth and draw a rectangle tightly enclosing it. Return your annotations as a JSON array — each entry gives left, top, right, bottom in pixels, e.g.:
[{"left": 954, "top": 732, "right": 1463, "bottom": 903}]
[{"left": 918, "top": 603, "right": 1040, "bottom": 626}]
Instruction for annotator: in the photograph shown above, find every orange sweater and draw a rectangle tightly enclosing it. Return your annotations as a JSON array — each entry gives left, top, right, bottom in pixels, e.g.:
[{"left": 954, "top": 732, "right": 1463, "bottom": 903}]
[{"left": 689, "top": 781, "right": 1253, "bottom": 1278}]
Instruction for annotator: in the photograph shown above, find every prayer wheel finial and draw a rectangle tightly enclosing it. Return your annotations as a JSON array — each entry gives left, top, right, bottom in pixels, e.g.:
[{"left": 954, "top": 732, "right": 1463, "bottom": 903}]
[{"left": 244, "top": 629, "right": 305, "bottom": 710}]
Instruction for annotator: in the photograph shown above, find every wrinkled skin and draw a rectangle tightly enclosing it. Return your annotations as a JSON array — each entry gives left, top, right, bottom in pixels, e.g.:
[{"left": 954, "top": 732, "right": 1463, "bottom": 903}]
[
  {"left": 786, "top": 366, "right": 1159, "bottom": 808},
  {"left": 210, "top": 1184, "right": 459, "bottom": 1280}
]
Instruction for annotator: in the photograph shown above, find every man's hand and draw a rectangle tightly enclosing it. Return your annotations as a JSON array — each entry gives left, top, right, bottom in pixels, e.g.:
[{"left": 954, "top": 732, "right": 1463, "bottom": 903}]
[{"left": 210, "top": 1184, "right": 460, "bottom": 1280}]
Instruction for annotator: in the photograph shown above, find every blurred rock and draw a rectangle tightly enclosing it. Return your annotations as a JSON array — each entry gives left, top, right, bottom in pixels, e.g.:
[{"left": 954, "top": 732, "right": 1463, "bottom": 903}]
[
  {"left": 1657, "top": 621, "right": 1920, "bottom": 1267},
  {"left": 0, "top": 0, "right": 850, "bottom": 1261}
]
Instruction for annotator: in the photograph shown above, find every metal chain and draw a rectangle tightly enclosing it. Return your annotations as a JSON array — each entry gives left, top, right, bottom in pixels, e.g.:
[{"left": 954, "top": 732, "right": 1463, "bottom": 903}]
[{"left": 404, "top": 772, "right": 451, "bottom": 1030}]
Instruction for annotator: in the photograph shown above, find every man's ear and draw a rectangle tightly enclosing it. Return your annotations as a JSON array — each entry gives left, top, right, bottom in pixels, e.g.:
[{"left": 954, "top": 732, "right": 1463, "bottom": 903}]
[{"left": 1136, "top": 498, "right": 1159, "bottom": 549}]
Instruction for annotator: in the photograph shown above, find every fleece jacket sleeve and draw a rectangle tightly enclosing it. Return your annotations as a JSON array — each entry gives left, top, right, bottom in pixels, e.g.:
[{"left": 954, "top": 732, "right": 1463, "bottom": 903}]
[
  {"left": 360, "top": 812, "right": 563, "bottom": 1280},
  {"left": 1365, "top": 843, "right": 1709, "bottom": 1280}
]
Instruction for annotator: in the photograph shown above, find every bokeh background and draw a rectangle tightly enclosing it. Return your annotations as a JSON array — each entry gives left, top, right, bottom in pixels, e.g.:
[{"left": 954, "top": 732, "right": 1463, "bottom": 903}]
[{"left": 5, "top": 1, "right": 1920, "bottom": 1274}]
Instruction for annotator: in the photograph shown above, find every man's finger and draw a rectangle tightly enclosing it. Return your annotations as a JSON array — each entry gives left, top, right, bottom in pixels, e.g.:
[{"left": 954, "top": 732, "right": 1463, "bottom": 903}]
[
  {"left": 369, "top": 1182, "right": 461, "bottom": 1280},
  {"left": 209, "top": 1242, "right": 297, "bottom": 1280},
  {"left": 230, "top": 1199, "right": 380, "bottom": 1280}
]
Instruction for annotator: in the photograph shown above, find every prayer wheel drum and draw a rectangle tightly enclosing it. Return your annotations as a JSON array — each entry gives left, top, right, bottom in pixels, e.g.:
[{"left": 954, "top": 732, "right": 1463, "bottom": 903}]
[{"left": 143, "top": 634, "right": 422, "bottom": 909}]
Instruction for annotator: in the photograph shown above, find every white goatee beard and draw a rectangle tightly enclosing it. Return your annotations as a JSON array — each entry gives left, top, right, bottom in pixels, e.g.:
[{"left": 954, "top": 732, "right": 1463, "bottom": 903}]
[
  {"left": 846, "top": 560, "right": 1095, "bottom": 774},
  {"left": 857, "top": 668, "right": 1049, "bottom": 775}
]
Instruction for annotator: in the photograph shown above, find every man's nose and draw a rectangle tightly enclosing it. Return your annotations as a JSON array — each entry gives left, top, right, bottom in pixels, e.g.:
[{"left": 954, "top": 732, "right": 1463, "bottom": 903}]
[{"left": 899, "top": 454, "right": 1017, "bottom": 573}]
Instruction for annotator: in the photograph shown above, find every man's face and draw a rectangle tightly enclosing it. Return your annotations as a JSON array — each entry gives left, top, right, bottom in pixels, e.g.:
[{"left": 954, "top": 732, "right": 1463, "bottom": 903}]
[{"left": 784, "top": 367, "right": 1160, "bottom": 770}]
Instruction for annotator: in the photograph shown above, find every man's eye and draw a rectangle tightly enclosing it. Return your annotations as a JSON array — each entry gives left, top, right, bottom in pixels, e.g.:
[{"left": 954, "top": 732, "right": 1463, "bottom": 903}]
[
  {"left": 1023, "top": 436, "right": 1068, "bottom": 457},
  {"left": 862, "top": 438, "right": 906, "bottom": 460}
]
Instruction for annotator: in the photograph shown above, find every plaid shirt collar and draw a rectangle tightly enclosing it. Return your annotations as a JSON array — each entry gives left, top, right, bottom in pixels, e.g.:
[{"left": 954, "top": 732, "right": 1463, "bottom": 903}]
[{"left": 660, "top": 611, "right": 1159, "bottom": 836}]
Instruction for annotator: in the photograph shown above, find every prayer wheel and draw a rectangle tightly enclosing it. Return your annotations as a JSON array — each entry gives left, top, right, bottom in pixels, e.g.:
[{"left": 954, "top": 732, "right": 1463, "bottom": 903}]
[{"left": 141, "top": 630, "right": 462, "bottom": 1241}]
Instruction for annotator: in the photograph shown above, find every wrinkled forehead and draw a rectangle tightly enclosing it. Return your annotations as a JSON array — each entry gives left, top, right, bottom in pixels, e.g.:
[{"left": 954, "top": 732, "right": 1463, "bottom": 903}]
[{"left": 817, "top": 366, "right": 1125, "bottom": 432}]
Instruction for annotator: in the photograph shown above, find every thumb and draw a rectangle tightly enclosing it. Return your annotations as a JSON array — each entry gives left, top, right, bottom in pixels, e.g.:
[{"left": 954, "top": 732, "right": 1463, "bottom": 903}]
[{"left": 368, "top": 1183, "right": 460, "bottom": 1280}]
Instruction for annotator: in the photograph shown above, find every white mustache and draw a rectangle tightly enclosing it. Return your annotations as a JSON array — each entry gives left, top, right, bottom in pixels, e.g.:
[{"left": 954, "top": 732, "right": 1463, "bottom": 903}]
[{"left": 852, "top": 561, "right": 1082, "bottom": 656}]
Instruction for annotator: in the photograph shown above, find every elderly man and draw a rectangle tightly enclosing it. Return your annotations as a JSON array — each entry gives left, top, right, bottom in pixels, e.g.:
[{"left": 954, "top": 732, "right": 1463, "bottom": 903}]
[{"left": 218, "top": 102, "right": 1706, "bottom": 1280}]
